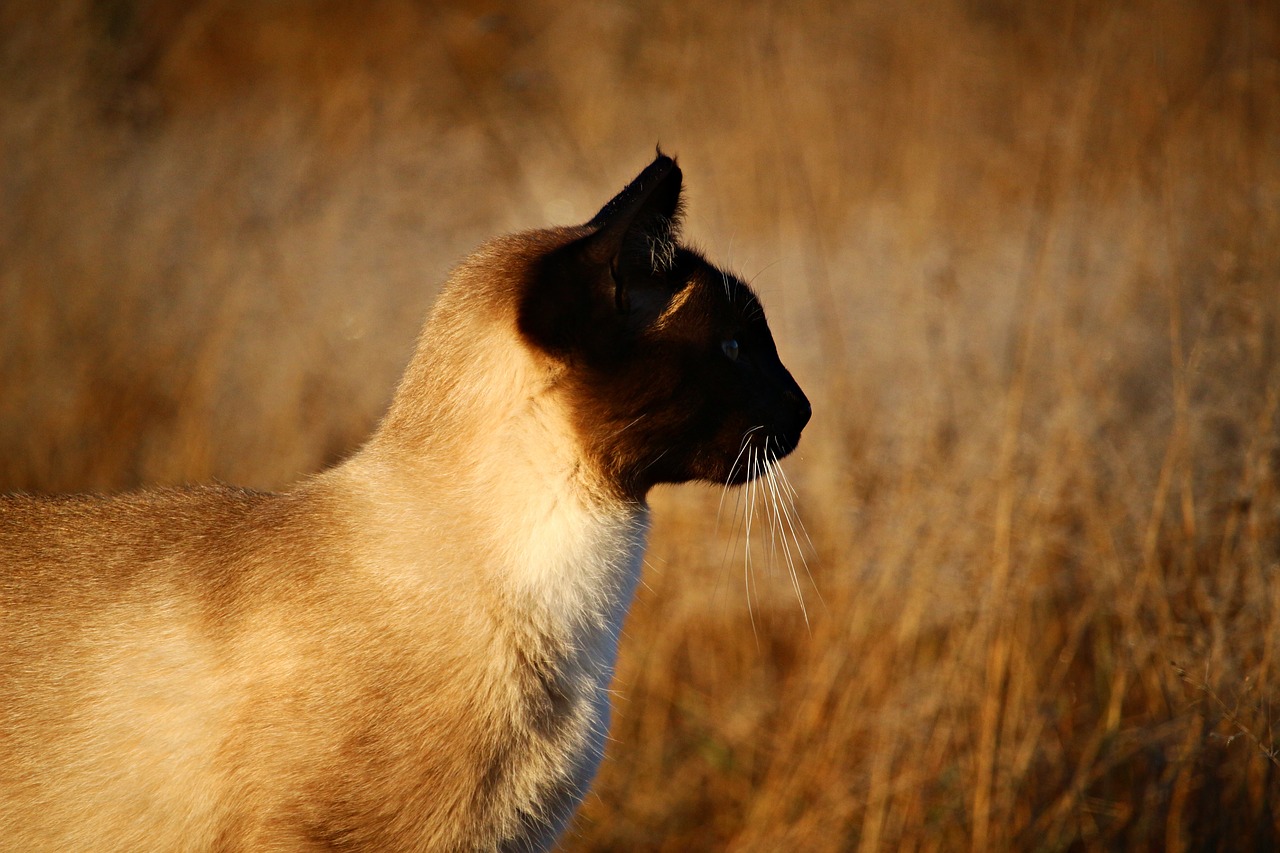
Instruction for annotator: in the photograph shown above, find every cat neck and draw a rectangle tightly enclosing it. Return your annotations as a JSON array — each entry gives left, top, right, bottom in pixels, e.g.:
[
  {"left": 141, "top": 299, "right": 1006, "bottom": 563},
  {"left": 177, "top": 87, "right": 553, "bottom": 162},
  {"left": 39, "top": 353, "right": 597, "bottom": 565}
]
[{"left": 330, "top": 300, "right": 649, "bottom": 645}]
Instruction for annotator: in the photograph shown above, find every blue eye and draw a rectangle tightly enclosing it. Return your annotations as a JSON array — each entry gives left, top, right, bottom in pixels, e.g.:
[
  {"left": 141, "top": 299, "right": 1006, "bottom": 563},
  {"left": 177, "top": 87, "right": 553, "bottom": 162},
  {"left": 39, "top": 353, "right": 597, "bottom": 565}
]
[{"left": 721, "top": 339, "right": 740, "bottom": 361}]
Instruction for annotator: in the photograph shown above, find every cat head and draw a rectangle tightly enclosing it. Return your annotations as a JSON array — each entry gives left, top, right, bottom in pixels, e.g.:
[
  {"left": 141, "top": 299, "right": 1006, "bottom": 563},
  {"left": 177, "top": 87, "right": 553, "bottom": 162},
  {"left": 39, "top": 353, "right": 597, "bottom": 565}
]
[{"left": 518, "top": 153, "right": 811, "bottom": 500}]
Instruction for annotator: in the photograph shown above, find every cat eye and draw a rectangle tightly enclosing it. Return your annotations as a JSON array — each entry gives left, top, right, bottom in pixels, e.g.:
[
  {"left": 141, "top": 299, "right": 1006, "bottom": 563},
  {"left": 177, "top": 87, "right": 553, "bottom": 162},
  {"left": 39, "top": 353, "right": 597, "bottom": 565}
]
[{"left": 721, "top": 339, "right": 740, "bottom": 361}]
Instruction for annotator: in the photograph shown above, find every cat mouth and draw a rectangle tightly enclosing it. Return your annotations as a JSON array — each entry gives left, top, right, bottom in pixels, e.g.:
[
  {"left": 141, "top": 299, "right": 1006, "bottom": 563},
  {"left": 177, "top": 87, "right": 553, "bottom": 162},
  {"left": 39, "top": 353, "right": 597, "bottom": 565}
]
[
  {"left": 770, "top": 434, "right": 801, "bottom": 459},
  {"left": 724, "top": 428, "right": 803, "bottom": 485},
  {"left": 758, "top": 430, "right": 802, "bottom": 461}
]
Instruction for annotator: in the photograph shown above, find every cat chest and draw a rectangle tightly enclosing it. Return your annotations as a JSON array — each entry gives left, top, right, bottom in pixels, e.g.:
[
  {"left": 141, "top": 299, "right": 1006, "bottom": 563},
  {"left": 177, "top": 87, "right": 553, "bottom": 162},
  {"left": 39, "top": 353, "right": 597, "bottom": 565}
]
[{"left": 489, "top": 510, "right": 650, "bottom": 844}]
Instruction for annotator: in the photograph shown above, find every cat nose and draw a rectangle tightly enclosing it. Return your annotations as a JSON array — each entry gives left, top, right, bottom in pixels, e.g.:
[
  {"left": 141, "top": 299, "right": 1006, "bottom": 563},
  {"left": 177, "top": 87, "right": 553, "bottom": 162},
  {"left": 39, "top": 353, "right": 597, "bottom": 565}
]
[{"left": 786, "top": 387, "right": 811, "bottom": 430}]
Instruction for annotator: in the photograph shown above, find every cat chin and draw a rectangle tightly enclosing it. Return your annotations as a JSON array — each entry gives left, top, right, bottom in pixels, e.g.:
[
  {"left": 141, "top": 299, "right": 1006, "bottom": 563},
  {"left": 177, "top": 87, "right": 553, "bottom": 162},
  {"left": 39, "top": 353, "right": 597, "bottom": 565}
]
[
  {"left": 725, "top": 456, "right": 789, "bottom": 486},
  {"left": 697, "top": 435, "right": 803, "bottom": 487}
]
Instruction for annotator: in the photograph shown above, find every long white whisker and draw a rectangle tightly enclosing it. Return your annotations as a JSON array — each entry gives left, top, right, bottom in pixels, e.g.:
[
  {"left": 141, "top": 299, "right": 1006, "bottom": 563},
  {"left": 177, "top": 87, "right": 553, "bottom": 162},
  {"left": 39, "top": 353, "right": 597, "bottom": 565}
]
[
  {"left": 763, "top": 445, "right": 810, "bottom": 630},
  {"left": 718, "top": 476, "right": 748, "bottom": 577},
  {"left": 744, "top": 447, "right": 759, "bottom": 644},
  {"left": 764, "top": 439, "right": 781, "bottom": 589},
  {"left": 772, "top": 462, "right": 825, "bottom": 614},
  {"left": 761, "top": 447, "right": 804, "bottom": 625},
  {"left": 714, "top": 432, "right": 749, "bottom": 606},
  {"left": 716, "top": 427, "right": 764, "bottom": 599},
  {"left": 773, "top": 462, "right": 816, "bottom": 554},
  {"left": 716, "top": 426, "right": 764, "bottom": 531}
]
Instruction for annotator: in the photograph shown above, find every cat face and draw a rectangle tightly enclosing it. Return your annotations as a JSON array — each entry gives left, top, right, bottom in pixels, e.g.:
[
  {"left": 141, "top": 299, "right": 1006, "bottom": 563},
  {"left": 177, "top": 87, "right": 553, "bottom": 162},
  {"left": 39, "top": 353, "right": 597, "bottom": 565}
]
[{"left": 518, "top": 154, "right": 811, "bottom": 499}]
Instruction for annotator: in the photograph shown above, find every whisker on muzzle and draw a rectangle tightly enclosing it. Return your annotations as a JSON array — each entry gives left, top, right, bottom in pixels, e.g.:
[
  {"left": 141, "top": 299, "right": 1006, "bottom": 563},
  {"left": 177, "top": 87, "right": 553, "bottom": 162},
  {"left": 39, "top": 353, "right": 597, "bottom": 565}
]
[
  {"left": 716, "top": 431, "right": 818, "bottom": 638},
  {"left": 763, "top": 440, "right": 811, "bottom": 631}
]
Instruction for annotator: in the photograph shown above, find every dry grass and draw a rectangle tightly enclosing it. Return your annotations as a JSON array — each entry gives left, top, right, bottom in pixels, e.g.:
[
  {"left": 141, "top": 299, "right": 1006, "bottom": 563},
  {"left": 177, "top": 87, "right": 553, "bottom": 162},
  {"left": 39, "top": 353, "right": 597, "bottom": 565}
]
[{"left": 3, "top": 0, "right": 1278, "bottom": 849}]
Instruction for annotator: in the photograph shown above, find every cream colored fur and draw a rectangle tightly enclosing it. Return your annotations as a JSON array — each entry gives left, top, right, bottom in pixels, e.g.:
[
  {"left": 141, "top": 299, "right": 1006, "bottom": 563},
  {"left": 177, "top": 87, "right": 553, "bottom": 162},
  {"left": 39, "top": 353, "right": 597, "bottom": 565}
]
[{"left": 1, "top": 231, "right": 649, "bottom": 851}]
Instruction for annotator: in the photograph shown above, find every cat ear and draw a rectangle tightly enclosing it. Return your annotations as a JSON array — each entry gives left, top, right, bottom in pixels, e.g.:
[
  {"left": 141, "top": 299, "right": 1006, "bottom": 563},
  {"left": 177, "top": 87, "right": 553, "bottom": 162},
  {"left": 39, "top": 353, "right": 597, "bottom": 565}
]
[
  {"left": 582, "top": 151, "right": 684, "bottom": 283},
  {"left": 519, "top": 153, "right": 686, "bottom": 358}
]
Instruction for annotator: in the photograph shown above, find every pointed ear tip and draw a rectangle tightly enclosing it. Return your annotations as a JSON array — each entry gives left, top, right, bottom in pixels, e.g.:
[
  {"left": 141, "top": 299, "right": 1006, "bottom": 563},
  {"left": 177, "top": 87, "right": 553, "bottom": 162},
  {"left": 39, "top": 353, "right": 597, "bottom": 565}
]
[{"left": 652, "top": 146, "right": 679, "bottom": 173}]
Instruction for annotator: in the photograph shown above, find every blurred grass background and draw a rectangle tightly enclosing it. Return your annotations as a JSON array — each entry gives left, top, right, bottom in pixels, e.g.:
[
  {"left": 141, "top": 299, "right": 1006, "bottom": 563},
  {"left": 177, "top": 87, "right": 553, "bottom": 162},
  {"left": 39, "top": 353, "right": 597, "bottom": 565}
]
[{"left": 2, "top": 0, "right": 1278, "bottom": 849}]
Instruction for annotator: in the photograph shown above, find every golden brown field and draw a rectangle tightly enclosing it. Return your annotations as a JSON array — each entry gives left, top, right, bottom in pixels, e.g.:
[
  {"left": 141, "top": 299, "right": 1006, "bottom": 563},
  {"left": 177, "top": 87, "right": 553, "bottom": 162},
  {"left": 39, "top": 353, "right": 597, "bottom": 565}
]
[{"left": 3, "top": 0, "right": 1278, "bottom": 849}]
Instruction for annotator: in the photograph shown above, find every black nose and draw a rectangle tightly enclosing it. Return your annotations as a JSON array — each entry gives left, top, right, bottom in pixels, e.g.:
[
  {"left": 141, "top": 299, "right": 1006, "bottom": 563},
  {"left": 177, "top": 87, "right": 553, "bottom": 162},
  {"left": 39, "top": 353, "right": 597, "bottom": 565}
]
[{"left": 787, "top": 386, "right": 812, "bottom": 431}]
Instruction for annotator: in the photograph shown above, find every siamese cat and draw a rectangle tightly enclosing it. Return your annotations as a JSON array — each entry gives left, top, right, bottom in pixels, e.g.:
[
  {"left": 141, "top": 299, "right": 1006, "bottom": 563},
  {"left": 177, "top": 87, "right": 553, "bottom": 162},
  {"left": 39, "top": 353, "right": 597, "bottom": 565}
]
[{"left": 0, "top": 153, "right": 810, "bottom": 851}]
